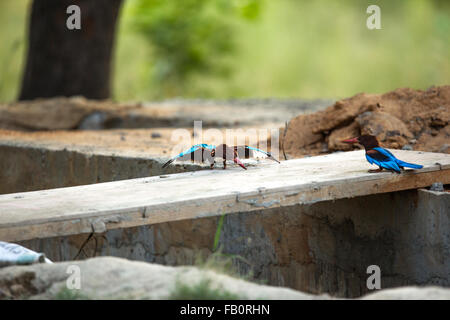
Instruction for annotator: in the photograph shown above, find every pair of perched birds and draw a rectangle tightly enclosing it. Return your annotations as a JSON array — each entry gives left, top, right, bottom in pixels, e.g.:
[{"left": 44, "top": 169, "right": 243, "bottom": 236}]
[
  {"left": 163, "top": 135, "right": 423, "bottom": 173},
  {"left": 163, "top": 143, "right": 280, "bottom": 170}
]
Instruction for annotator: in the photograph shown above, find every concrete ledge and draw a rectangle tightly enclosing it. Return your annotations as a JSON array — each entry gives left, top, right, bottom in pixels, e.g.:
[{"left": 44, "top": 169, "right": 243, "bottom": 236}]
[
  {"left": 0, "top": 130, "right": 206, "bottom": 195},
  {"left": 0, "top": 128, "right": 276, "bottom": 194}
]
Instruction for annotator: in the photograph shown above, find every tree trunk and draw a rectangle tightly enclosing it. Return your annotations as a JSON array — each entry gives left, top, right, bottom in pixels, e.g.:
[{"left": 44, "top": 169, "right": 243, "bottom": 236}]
[{"left": 19, "top": 0, "right": 123, "bottom": 101}]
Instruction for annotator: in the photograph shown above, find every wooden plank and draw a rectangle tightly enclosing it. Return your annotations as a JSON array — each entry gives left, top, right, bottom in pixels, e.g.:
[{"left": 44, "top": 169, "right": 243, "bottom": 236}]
[{"left": 0, "top": 150, "right": 449, "bottom": 242}]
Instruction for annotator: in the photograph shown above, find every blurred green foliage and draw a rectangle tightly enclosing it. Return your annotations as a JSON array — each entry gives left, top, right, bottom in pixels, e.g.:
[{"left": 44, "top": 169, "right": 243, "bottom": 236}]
[
  {"left": 125, "top": 0, "right": 261, "bottom": 98},
  {"left": 169, "top": 278, "right": 243, "bottom": 300},
  {"left": 0, "top": 0, "right": 448, "bottom": 102},
  {"left": 0, "top": 0, "right": 29, "bottom": 102},
  {"left": 116, "top": 0, "right": 449, "bottom": 100}
]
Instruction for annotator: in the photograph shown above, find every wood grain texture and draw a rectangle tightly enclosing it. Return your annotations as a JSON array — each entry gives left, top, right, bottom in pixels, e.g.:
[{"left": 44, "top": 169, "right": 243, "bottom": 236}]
[{"left": 1, "top": 150, "right": 449, "bottom": 242}]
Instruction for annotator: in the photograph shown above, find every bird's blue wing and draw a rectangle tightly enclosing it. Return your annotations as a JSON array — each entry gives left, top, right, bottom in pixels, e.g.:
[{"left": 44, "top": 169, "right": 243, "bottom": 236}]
[
  {"left": 366, "top": 148, "right": 401, "bottom": 172},
  {"left": 203, "top": 144, "right": 216, "bottom": 150},
  {"left": 365, "top": 153, "right": 375, "bottom": 165},
  {"left": 374, "top": 147, "right": 423, "bottom": 170},
  {"left": 162, "top": 144, "right": 215, "bottom": 168},
  {"left": 373, "top": 147, "right": 396, "bottom": 159},
  {"left": 380, "top": 160, "right": 401, "bottom": 172},
  {"left": 177, "top": 144, "right": 207, "bottom": 158}
]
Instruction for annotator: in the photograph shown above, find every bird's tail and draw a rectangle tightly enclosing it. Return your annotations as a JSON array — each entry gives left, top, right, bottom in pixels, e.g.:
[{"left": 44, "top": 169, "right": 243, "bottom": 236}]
[{"left": 396, "top": 160, "right": 423, "bottom": 169}]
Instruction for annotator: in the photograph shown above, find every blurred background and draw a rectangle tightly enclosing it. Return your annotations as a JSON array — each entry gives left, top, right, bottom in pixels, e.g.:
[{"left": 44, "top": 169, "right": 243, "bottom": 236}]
[{"left": 0, "top": 0, "right": 448, "bottom": 103}]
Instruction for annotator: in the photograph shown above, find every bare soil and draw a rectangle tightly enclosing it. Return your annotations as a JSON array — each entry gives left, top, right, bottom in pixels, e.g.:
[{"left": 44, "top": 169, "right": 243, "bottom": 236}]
[{"left": 282, "top": 86, "right": 450, "bottom": 158}]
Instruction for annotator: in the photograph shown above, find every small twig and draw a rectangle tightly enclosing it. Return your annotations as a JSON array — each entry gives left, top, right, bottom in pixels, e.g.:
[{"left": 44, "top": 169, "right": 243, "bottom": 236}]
[
  {"left": 282, "top": 121, "right": 289, "bottom": 160},
  {"left": 73, "top": 232, "right": 94, "bottom": 260}
]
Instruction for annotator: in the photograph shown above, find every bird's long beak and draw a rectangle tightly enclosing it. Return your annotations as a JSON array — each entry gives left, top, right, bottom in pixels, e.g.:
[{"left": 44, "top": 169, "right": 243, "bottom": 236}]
[
  {"left": 234, "top": 157, "right": 247, "bottom": 170},
  {"left": 342, "top": 137, "right": 358, "bottom": 144},
  {"left": 268, "top": 154, "right": 281, "bottom": 163}
]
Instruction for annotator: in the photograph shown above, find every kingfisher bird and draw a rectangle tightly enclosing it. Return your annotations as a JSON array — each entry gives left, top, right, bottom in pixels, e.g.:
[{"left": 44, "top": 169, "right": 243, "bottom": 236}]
[
  {"left": 342, "top": 135, "right": 423, "bottom": 173},
  {"left": 162, "top": 144, "right": 279, "bottom": 170}
]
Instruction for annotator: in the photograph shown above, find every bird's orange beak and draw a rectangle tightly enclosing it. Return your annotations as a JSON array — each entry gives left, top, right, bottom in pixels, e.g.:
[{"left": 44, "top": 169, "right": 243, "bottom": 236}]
[
  {"left": 234, "top": 157, "right": 247, "bottom": 170},
  {"left": 342, "top": 137, "right": 358, "bottom": 144}
]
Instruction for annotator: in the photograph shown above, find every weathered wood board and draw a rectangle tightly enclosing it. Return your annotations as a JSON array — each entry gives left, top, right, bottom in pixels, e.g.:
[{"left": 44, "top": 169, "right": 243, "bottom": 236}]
[{"left": 1, "top": 150, "right": 449, "bottom": 242}]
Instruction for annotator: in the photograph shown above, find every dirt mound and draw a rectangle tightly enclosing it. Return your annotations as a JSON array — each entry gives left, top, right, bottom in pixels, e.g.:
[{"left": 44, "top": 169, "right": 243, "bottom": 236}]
[
  {"left": 283, "top": 86, "right": 450, "bottom": 158},
  {"left": 0, "top": 97, "right": 329, "bottom": 131},
  {"left": 0, "top": 96, "right": 139, "bottom": 131}
]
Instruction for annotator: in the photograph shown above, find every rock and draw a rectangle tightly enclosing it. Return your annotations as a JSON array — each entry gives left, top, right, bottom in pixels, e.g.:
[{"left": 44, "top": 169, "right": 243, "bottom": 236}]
[
  {"left": 77, "top": 112, "right": 108, "bottom": 130},
  {"left": 0, "top": 257, "right": 328, "bottom": 300},
  {"left": 361, "top": 286, "right": 450, "bottom": 300},
  {"left": 355, "top": 111, "right": 413, "bottom": 146},
  {"left": 430, "top": 182, "right": 444, "bottom": 192},
  {"left": 0, "top": 257, "right": 449, "bottom": 300},
  {"left": 0, "top": 97, "right": 93, "bottom": 131},
  {"left": 327, "top": 121, "right": 360, "bottom": 151},
  {"left": 0, "top": 97, "right": 145, "bottom": 131},
  {"left": 402, "top": 144, "right": 413, "bottom": 151},
  {"left": 312, "top": 93, "right": 376, "bottom": 133}
]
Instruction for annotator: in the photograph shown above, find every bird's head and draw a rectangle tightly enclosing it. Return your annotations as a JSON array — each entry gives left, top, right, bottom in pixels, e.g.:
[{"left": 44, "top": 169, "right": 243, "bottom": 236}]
[{"left": 342, "top": 134, "right": 379, "bottom": 149}]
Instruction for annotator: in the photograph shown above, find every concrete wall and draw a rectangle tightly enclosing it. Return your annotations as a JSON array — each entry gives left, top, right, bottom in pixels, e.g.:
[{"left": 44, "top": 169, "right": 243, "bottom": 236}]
[
  {"left": 20, "top": 188, "right": 450, "bottom": 298},
  {"left": 0, "top": 143, "right": 205, "bottom": 195}
]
